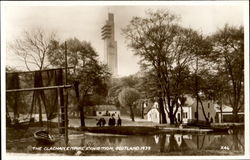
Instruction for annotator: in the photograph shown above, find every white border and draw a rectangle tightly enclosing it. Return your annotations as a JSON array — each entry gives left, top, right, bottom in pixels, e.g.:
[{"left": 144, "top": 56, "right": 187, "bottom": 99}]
[
  {"left": 1, "top": 2, "right": 7, "bottom": 159},
  {"left": 0, "top": 1, "right": 248, "bottom": 6},
  {"left": 1, "top": 1, "right": 249, "bottom": 160},
  {"left": 244, "top": 0, "right": 250, "bottom": 158}
]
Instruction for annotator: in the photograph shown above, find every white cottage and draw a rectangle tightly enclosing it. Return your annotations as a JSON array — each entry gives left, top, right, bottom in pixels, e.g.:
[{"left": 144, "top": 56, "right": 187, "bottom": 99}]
[
  {"left": 168, "top": 106, "right": 192, "bottom": 124},
  {"left": 147, "top": 102, "right": 160, "bottom": 123},
  {"left": 145, "top": 95, "right": 218, "bottom": 124}
]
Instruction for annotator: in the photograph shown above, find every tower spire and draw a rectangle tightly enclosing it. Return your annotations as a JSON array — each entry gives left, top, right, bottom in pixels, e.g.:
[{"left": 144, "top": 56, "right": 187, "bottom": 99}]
[{"left": 101, "top": 13, "right": 118, "bottom": 77}]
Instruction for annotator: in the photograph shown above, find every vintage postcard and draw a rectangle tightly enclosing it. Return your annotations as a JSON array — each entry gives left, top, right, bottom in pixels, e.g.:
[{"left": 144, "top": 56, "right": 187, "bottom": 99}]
[{"left": 1, "top": 1, "right": 249, "bottom": 160}]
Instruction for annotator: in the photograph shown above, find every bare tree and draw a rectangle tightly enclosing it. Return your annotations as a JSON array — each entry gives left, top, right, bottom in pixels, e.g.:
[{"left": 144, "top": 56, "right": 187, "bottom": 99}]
[
  {"left": 7, "top": 28, "right": 57, "bottom": 125},
  {"left": 123, "top": 9, "right": 210, "bottom": 124},
  {"left": 8, "top": 28, "right": 56, "bottom": 71}
]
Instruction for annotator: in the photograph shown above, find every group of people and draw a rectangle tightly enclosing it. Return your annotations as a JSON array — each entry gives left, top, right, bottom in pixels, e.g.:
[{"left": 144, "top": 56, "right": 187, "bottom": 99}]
[
  {"left": 96, "top": 117, "right": 106, "bottom": 126},
  {"left": 96, "top": 114, "right": 122, "bottom": 127}
]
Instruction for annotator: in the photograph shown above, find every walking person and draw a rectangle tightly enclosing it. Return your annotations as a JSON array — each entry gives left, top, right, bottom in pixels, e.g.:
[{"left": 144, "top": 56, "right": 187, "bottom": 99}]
[
  {"left": 108, "top": 114, "right": 116, "bottom": 126},
  {"left": 111, "top": 114, "right": 116, "bottom": 126},
  {"left": 101, "top": 118, "right": 106, "bottom": 126},
  {"left": 96, "top": 118, "right": 101, "bottom": 127},
  {"left": 108, "top": 116, "right": 112, "bottom": 126},
  {"left": 117, "top": 115, "right": 122, "bottom": 126}
]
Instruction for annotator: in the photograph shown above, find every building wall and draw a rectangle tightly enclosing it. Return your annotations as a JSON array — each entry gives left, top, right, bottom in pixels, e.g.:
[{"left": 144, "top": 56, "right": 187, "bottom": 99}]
[
  {"left": 191, "top": 100, "right": 216, "bottom": 122},
  {"left": 174, "top": 106, "right": 192, "bottom": 124},
  {"left": 215, "top": 112, "right": 244, "bottom": 123},
  {"left": 164, "top": 106, "right": 192, "bottom": 124},
  {"left": 147, "top": 108, "right": 159, "bottom": 123},
  {"left": 146, "top": 101, "right": 193, "bottom": 124},
  {"left": 96, "top": 110, "right": 120, "bottom": 117}
]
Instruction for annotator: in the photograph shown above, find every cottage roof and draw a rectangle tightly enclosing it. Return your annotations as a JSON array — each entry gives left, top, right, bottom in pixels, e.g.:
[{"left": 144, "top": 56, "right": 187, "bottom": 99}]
[
  {"left": 184, "top": 95, "right": 195, "bottom": 106},
  {"left": 214, "top": 104, "right": 233, "bottom": 112},
  {"left": 144, "top": 106, "right": 153, "bottom": 114},
  {"left": 95, "top": 105, "right": 118, "bottom": 111},
  {"left": 144, "top": 102, "right": 159, "bottom": 114},
  {"left": 190, "top": 100, "right": 214, "bottom": 109}
]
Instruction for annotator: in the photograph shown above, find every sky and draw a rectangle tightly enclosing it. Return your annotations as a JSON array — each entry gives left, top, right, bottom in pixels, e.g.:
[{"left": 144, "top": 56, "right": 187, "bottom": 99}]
[{"left": 2, "top": 1, "right": 246, "bottom": 77}]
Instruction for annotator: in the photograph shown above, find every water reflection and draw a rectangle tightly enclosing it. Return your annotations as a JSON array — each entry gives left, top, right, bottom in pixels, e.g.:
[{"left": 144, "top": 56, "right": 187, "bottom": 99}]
[
  {"left": 68, "top": 129, "right": 244, "bottom": 155},
  {"left": 232, "top": 129, "right": 244, "bottom": 151},
  {"left": 7, "top": 129, "right": 244, "bottom": 155},
  {"left": 156, "top": 130, "right": 244, "bottom": 154}
]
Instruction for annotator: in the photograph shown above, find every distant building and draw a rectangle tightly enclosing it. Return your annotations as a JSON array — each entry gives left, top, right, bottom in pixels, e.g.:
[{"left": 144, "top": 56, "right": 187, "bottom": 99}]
[
  {"left": 95, "top": 105, "right": 120, "bottom": 117},
  {"left": 214, "top": 104, "right": 244, "bottom": 123},
  {"left": 68, "top": 105, "right": 120, "bottom": 118},
  {"left": 144, "top": 95, "right": 218, "bottom": 124},
  {"left": 146, "top": 102, "right": 160, "bottom": 123},
  {"left": 101, "top": 13, "right": 118, "bottom": 77},
  {"left": 173, "top": 106, "right": 192, "bottom": 124}
]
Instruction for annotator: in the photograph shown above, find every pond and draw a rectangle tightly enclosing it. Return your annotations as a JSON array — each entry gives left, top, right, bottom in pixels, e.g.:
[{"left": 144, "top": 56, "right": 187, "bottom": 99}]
[{"left": 7, "top": 129, "right": 244, "bottom": 156}]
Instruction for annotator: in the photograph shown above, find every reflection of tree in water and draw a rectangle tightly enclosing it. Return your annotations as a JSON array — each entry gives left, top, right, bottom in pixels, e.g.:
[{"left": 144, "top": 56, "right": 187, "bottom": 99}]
[
  {"left": 166, "top": 134, "right": 179, "bottom": 152},
  {"left": 179, "top": 137, "right": 189, "bottom": 151},
  {"left": 232, "top": 128, "right": 244, "bottom": 151},
  {"left": 79, "top": 135, "right": 107, "bottom": 147},
  {"left": 108, "top": 136, "right": 116, "bottom": 145},
  {"left": 142, "top": 135, "right": 147, "bottom": 144},
  {"left": 95, "top": 136, "right": 106, "bottom": 146},
  {"left": 198, "top": 135, "right": 206, "bottom": 149},
  {"left": 202, "top": 128, "right": 244, "bottom": 152},
  {"left": 160, "top": 134, "right": 166, "bottom": 152},
  {"left": 159, "top": 134, "right": 190, "bottom": 153},
  {"left": 206, "top": 134, "right": 230, "bottom": 150},
  {"left": 116, "top": 137, "right": 122, "bottom": 144}
]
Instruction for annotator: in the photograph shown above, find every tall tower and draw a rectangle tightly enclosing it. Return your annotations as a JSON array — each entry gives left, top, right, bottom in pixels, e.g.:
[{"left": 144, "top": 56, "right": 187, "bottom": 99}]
[{"left": 101, "top": 13, "right": 118, "bottom": 77}]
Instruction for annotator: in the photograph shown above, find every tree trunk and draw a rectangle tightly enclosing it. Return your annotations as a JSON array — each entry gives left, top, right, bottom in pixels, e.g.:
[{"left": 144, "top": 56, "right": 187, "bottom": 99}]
[
  {"left": 79, "top": 105, "right": 85, "bottom": 127},
  {"left": 74, "top": 81, "right": 85, "bottom": 127},
  {"left": 195, "top": 57, "right": 199, "bottom": 123},
  {"left": 219, "top": 100, "right": 223, "bottom": 123},
  {"left": 156, "top": 68, "right": 167, "bottom": 124},
  {"left": 233, "top": 110, "right": 239, "bottom": 122},
  {"left": 141, "top": 101, "right": 144, "bottom": 119},
  {"left": 169, "top": 113, "right": 175, "bottom": 125},
  {"left": 168, "top": 102, "right": 175, "bottom": 125},
  {"left": 159, "top": 97, "right": 167, "bottom": 124},
  {"left": 198, "top": 96, "right": 209, "bottom": 123},
  {"left": 180, "top": 105, "right": 183, "bottom": 124},
  {"left": 160, "top": 134, "right": 166, "bottom": 152},
  {"left": 129, "top": 105, "right": 135, "bottom": 121},
  {"left": 196, "top": 94, "right": 199, "bottom": 123}
]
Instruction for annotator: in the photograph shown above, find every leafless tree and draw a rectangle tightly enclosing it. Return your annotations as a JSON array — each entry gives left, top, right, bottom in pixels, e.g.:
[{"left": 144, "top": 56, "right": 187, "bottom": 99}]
[
  {"left": 7, "top": 28, "right": 57, "bottom": 125},
  {"left": 8, "top": 28, "right": 56, "bottom": 71}
]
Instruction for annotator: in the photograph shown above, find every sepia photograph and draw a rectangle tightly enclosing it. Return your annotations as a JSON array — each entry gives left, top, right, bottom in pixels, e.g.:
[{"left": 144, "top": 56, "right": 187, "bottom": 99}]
[{"left": 1, "top": 1, "right": 249, "bottom": 159}]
